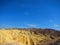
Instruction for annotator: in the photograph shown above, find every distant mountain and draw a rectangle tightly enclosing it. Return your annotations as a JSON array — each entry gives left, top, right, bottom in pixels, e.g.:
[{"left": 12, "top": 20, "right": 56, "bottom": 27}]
[
  {"left": 30, "top": 28, "right": 60, "bottom": 38},
  {"left": 0, "top": 28, "right": 60, "bottom": 45}
]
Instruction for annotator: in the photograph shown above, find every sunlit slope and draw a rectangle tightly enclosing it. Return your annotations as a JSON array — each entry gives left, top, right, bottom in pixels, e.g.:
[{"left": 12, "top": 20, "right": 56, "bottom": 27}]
[{"left": 0, "top": 29, "right": 51, "bottom": 45}]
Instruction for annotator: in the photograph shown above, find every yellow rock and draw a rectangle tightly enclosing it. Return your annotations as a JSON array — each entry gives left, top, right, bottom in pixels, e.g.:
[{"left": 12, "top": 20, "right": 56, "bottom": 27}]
[{"left": 0, "top": 29, "right": 51, "bottom": 45}]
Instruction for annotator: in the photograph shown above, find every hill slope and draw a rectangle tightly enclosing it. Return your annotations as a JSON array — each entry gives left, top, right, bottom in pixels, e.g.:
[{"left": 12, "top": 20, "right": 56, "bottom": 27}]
[{"left": 0, "top": 28, "right": 60, "bottom": 45}]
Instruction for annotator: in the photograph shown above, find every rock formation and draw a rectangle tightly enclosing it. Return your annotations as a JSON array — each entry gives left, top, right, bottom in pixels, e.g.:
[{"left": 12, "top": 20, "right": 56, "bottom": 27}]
[{"left": 0, "top": 28, "right": 60, "bottom": 45}]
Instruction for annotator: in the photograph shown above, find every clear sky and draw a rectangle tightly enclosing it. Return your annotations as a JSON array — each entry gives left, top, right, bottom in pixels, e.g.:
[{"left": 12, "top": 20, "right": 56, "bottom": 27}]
[{"left": 0, "top": 0, "right": 60, "bottom": 30}]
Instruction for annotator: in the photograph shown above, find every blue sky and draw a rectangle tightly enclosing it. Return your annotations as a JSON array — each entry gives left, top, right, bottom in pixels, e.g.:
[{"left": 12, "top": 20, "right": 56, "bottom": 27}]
[{"left": 0, "top": 0, "right": 60, "bottom": 30}]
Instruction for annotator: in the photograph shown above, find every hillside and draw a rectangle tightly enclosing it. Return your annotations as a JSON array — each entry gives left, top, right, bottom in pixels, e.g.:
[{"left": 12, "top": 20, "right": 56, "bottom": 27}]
[{"left": 0, "top": 28, "right": 60, "bottom": 45}]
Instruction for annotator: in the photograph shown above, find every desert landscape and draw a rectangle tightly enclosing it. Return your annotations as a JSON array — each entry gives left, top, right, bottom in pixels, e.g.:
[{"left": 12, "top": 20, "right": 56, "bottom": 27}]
[
  {"left": 1, "top": 0, "right": 60, "bottom": 45},
  {"left": 0, "top": 28, "right": 60, "bottom": 45}
]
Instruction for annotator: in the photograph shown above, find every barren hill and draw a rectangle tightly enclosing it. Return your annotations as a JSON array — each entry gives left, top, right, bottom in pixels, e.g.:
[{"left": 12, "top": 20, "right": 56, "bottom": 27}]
[{"left": 0, "top": 28, "right": 60, "bottom": 45}]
